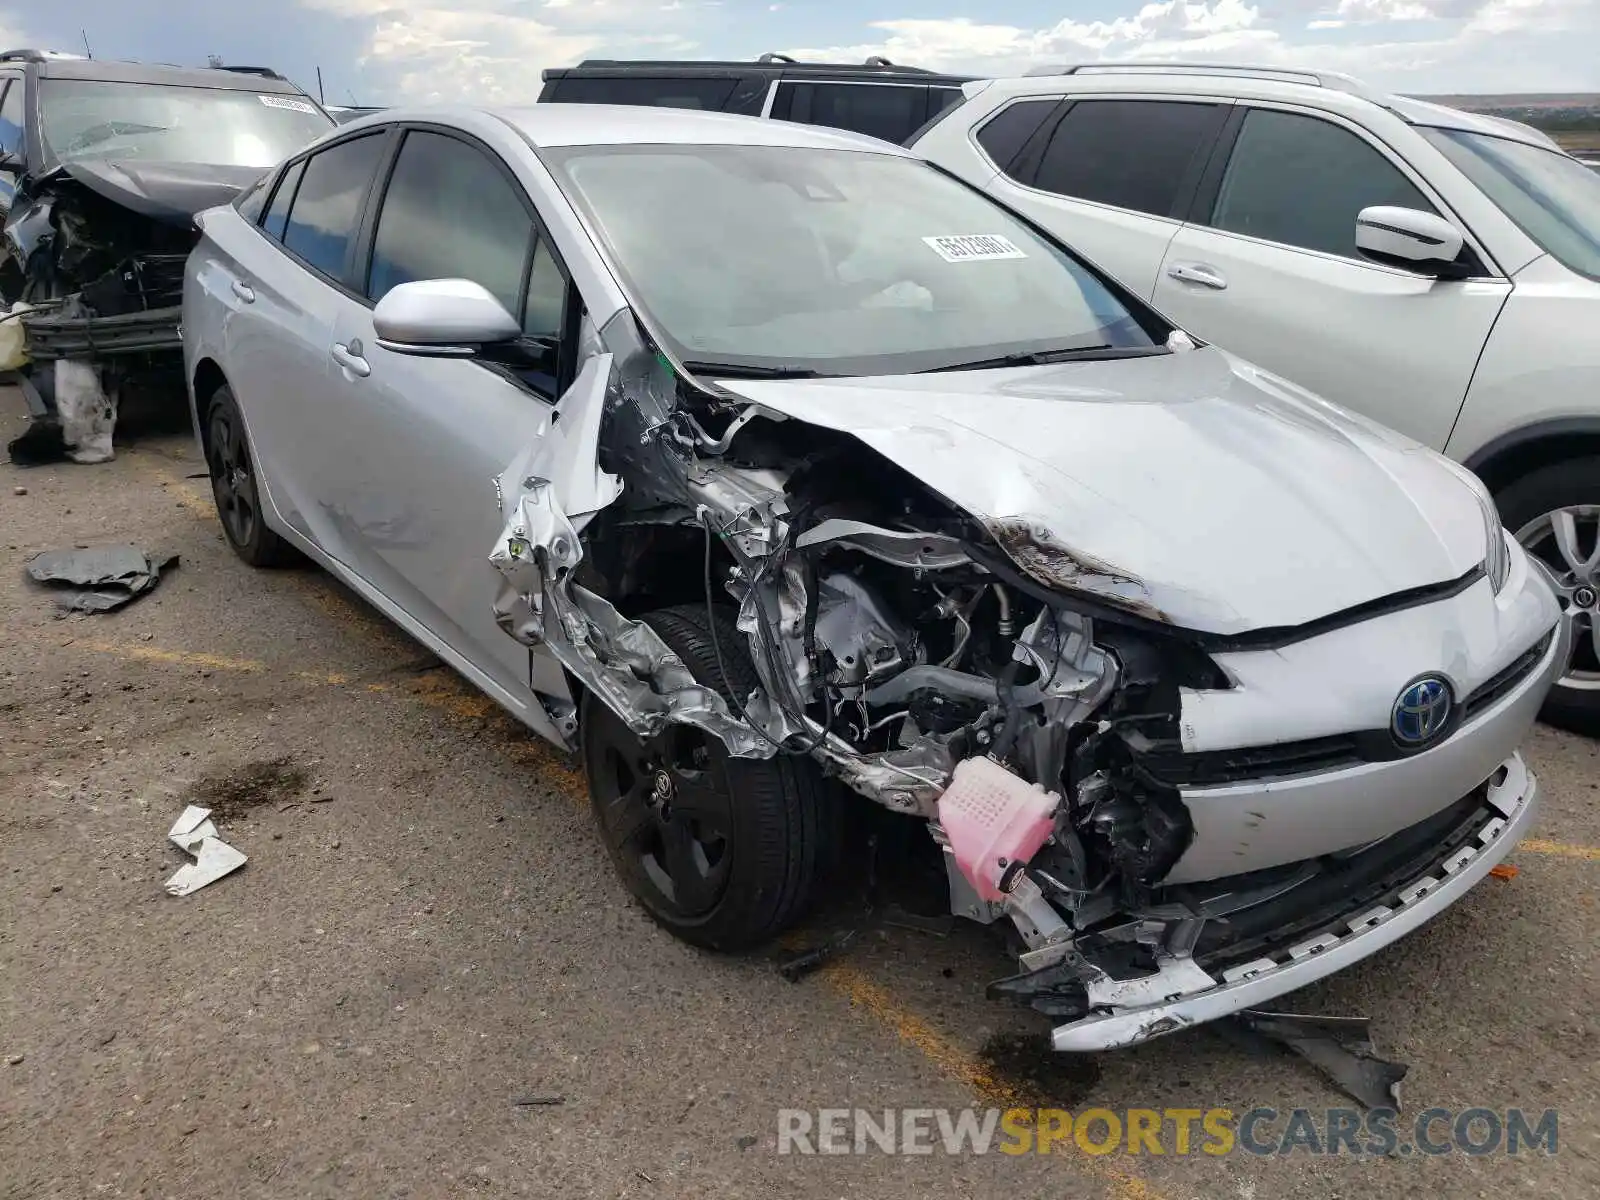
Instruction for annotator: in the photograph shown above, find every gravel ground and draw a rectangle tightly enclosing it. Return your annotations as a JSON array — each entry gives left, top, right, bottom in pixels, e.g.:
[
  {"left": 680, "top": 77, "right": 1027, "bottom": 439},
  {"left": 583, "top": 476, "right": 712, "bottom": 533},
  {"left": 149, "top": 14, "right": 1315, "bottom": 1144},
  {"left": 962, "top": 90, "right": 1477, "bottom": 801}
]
[{"left": 1, "top": 389, "right": 1596, "bottom": 1199}]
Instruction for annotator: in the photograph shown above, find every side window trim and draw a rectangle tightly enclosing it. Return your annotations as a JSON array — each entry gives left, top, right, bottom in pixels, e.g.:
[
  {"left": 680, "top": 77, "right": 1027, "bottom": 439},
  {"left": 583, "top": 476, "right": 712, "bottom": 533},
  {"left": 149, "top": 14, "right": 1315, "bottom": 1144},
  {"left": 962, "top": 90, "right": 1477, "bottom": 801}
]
[
  {"left": 1194, "top": 101, "right": 1503, "bottom": 278},
  {"left": 1006, "top": 94, "right": 1231, "bottom": 222},
  {"left": 759, "top": 78, "right": 783, "bottom": 118},
  {"left": 1182, "top": 105, "right": 1245, "bottom": 224}
]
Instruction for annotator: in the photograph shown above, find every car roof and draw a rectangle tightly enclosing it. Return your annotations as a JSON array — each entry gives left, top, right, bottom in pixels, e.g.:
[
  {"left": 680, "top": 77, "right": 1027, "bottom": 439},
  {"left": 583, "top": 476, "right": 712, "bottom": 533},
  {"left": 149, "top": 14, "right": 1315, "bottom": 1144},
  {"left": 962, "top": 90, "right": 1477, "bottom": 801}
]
[
  {"left": 491, "top": 103, "right": 920, "bottom": 153},
  {"left": 545, "top": 57, "right": 976, "bottom": 86},
  {"left": 32, "top": 57, "right": 309, "bottom": 94},
  {"left": 970, "top": 67, "right": 1562, "bottom": 153}
]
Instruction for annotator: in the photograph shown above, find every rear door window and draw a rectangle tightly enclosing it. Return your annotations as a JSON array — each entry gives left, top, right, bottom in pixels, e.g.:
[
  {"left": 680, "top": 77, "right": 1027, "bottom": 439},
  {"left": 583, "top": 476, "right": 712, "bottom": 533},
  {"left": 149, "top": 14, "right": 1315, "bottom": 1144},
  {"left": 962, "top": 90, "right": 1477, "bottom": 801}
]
[
  {"left": 366, "top": 129, "right": 533, "bottom": 315},
  {"left": 774, "top": 81, "right": 929, "bottom": 144},
  {"left": 1030, "top": 99, "right": 1227, "bottom": 219},
  {"left": 976, "top": 100, "right": 1059, "bottom": 173},
  {"left": 261, "top": 159, "right": 306, "bottom": 240},
  {"left": 1207, "top": 108, "right": 1437, "bottom": 258},
  {"left": 281, "top": 133, "right": 387, "bottom": 282},
  {"left": 546, "top": 76, "right": 740, "bottom": 110}
]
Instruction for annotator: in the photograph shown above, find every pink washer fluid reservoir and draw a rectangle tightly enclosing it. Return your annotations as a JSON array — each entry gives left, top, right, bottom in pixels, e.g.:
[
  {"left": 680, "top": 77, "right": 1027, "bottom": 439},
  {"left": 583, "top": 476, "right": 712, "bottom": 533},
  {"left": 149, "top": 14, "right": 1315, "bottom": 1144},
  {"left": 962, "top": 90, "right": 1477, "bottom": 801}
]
[{"left": 936, "top": 756, "right": 1061, "bottom": 902}]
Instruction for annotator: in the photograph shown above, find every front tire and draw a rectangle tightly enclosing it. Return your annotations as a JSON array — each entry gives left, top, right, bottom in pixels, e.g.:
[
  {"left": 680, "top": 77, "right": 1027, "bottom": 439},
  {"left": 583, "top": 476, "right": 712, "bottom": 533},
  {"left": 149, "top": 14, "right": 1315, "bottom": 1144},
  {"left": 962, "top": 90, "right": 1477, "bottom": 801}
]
[
  {"left": 204, "top": 384, "right": 297, "bottom": 568},
  {"left": 1496, "top": 457, "right": 1600, "bottom": 738},
  {"left": 581, "top": 604, "right": 832, "bottom": 951}
]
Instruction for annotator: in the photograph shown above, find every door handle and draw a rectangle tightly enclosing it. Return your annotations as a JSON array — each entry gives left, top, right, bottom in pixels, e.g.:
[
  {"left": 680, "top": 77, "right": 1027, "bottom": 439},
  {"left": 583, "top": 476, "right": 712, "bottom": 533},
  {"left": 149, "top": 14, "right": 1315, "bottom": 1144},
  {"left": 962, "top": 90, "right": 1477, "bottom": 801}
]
[
  {"left": 1167, "top": 262, "right": 1228, "bottom": 290},
  {"left": 331, "top": 339, "right": 371, "bottom": 378},
  {"left": 230, "top": 279, "right": 255, "bottom": 303}
]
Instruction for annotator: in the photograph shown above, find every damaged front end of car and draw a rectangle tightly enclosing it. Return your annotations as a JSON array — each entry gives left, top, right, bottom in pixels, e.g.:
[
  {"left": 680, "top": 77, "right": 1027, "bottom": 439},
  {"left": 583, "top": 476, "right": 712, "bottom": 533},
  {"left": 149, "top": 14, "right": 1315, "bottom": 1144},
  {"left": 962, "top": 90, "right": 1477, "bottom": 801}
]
[
  {"left": 486, "top": 312, "right": 1554, "bottom": 1054},
  {"left": 3, "top": 164, "right": 230, "bottom": 465}
]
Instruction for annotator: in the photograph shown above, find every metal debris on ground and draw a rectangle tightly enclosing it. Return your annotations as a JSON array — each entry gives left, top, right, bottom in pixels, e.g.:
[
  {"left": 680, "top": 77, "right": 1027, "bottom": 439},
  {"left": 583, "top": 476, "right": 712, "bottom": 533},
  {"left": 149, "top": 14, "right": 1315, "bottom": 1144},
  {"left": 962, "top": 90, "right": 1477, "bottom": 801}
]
[
  {"left": 777, "top": 928, "right": 859, "bottom": 982},
  {"left": 1229, "top": 1010, "right": 1408, "bottom": 1110},
  {"left": 510, "top": 1094, "right": 566, "bottom": 1107},
  {"left": 164, "top": 805, "right": 248, "bottom": 897},
  {"left": 25, "top": 544, "right": 179, "bottom": 613}
]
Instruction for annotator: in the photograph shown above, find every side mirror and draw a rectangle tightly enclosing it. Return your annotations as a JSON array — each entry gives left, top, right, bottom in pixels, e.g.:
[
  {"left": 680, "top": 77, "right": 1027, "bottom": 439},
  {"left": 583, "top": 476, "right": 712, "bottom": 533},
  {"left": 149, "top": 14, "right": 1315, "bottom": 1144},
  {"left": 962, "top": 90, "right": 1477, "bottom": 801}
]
[
  {"left": 373, "top": 278, "right": 520, "bottom": 357},
  {"left": 1355, "top": 206, "right": 1469, "bottom": 278}
]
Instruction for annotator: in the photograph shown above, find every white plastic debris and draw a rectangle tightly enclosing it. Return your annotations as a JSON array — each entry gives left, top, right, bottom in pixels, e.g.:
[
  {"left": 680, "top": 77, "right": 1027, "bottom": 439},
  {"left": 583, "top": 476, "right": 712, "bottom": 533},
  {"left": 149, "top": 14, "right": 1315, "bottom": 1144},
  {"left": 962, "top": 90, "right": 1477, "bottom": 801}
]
[
  {"left": 0, "top": 302, "right": 30, "bottom": 372},
  {"left": 57, "top": 358, "right": 116, "bottom": 465},
  {"left": 164, "top": 805, "right": 247, "bottom": 896}
]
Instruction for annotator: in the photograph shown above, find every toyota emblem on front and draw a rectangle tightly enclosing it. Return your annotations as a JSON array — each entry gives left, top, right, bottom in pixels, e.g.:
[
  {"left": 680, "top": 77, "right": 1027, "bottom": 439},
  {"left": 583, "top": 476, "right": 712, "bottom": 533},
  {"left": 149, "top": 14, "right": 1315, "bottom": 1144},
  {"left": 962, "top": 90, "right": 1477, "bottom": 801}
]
[{"left": 1391, "top": 675, "right": 1454, "bottom": 747}]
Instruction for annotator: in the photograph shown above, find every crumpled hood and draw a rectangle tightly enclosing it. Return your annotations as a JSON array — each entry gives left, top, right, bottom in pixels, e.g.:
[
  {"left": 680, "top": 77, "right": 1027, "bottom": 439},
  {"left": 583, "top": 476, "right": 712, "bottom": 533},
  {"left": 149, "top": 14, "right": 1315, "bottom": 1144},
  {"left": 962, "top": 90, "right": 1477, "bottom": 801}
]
[
  {"left": 714, "top": 347, "right": 1488, "bottom": 636},
  {"left": 56, "top": 159, "right": 266, "bottom": 226}
]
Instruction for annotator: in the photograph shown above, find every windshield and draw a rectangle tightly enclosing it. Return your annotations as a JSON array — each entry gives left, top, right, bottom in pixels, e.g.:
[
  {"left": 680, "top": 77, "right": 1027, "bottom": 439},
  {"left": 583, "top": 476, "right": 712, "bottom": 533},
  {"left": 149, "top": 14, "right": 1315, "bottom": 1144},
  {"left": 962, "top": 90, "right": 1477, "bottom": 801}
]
[
  {"left": 40, "top": 80, "right": 333, "bottom": 169},
  {"left": 542, "top": 144, "right": 1163, "bottom": 375},
  {"left": 1422, "top": 127, "right": 1600, "bottom": 279}
]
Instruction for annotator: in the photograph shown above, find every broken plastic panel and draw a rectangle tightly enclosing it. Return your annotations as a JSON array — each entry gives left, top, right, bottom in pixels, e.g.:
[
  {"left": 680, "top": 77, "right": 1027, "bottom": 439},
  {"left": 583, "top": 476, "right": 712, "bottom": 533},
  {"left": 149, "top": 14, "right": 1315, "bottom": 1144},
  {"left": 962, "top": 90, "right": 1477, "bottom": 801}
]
[{"left": 25, "top": 544, "right": 179, "bottom": 613}]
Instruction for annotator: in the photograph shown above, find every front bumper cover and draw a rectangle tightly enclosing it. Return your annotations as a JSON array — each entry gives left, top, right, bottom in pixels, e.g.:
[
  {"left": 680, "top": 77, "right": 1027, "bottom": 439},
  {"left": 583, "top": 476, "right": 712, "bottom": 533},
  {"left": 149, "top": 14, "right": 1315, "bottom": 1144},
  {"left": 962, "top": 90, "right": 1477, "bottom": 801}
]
[
  {"left": 1052, "top": 750, "right": 1539, "bottom": 1051},
  {"left": 20, "top": 304, "right": 183, "bottom": 361}
]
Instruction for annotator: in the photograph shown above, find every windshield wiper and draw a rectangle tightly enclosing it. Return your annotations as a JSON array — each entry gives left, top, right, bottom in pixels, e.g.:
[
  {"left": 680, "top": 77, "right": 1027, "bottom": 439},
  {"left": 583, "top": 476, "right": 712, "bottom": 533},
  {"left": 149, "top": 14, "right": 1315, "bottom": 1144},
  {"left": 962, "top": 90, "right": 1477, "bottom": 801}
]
[
  {"left": 679, "top": 359, "right": 838, "bottom": 380},
  {"left": 920, "top": 344, "right": 1169, "bottom": 372}
]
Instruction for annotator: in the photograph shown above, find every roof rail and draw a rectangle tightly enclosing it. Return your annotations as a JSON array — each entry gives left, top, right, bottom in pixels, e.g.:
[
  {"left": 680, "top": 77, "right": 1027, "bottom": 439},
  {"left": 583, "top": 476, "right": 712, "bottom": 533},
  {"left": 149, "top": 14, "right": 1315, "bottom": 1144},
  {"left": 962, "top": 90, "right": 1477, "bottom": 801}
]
[
  {"left": 1022, "top": 61, "right": 1374, "bottom": 99},
  {"left": 757, "top": 52, "right": 795, "bottom": 64},
  {"left": 0, "top": 48, "right": 87, "bottom": 64},
  {"left": 213, "top": 64, "right": 287, "bottom": 80}
]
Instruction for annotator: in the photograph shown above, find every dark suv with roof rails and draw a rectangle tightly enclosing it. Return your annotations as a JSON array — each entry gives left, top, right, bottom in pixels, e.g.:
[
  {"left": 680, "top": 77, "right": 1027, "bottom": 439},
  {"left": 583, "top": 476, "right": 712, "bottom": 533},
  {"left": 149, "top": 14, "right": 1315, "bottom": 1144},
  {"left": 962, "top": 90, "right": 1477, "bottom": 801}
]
[
  {"left": 0, "top": 48, "right": 333, "bottom": 464},
  {"left": 538, "top": 53, "right": 978, "bottom": 146}
]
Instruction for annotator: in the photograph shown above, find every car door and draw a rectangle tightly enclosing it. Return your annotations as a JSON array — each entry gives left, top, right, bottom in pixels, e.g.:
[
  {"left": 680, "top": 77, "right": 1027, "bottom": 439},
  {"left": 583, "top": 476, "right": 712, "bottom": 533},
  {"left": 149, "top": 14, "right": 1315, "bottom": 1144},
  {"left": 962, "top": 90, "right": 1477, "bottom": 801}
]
[
  {"left": 318, "top": 126, "right": 581, "bottom": 721},
  {"left": 1152, "top": 104, "right": 1512, "bottom": 450},
  {"left": 979, "top": 96, "right": 1231, "bottom": 297},
  {"left": 213, "top": 130, "right": 392, "bottom": 546}
]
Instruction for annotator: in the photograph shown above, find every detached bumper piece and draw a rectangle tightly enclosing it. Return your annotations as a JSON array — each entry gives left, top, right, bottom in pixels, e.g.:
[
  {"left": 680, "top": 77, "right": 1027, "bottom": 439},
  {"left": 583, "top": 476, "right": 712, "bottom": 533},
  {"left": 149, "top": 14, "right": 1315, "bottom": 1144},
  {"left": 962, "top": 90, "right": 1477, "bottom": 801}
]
[
  {"left": 19, "top": 303, "right": 183, "bottom": 361},
  {"left": 1038, "top": 753, "right": 1537, "bottom": 1051}
]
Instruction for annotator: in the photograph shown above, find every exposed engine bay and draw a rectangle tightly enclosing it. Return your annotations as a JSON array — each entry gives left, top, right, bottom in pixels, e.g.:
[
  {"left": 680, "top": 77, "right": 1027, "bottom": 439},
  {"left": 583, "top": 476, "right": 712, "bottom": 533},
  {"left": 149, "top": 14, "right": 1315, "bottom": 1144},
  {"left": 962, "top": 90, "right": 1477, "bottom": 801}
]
[
  {"left": 4, "top": 164, "right": 232, "bottom": 465},
  {"left": 484, "top": 316, "right": 1286, "bottom": 1035}
]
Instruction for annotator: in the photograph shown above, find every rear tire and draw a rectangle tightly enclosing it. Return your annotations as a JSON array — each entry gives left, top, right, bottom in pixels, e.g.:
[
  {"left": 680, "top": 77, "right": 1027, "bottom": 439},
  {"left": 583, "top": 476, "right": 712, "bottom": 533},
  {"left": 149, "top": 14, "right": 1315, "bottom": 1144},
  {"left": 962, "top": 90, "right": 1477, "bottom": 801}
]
[
  {"left": 580, "top": 603, "right": 832, "bottom": 951},
  {"left": 204, "top": 384, "right": 297, "bottom": 568},
  {"left": 1495, "top": 457, "right": 1600, "bottom": 738}
]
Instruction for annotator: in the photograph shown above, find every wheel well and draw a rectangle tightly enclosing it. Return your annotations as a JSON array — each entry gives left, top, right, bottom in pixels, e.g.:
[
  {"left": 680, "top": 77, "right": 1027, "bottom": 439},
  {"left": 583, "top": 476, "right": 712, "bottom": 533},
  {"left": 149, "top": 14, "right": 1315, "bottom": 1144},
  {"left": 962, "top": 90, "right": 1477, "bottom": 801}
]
[
  {"left": 191, "top": 358, "right": 227, "bottom": 453},
  {"left": 579, "top": 520, "right": 725, "bottom": 618},
  {"left": 1468, "top": 427, "right": 1600, "bottom": 497}
]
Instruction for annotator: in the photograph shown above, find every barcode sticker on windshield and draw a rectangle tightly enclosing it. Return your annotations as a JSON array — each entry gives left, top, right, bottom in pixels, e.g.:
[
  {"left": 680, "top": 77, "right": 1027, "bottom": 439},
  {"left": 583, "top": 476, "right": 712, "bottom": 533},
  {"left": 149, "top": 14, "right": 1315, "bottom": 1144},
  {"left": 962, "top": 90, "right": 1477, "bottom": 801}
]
[
  {"left": 923, "top": 234, "right": 1027, "bottom": 263},
  {"left": 259, "top": 95, "right": 317, "bottom": 113}
]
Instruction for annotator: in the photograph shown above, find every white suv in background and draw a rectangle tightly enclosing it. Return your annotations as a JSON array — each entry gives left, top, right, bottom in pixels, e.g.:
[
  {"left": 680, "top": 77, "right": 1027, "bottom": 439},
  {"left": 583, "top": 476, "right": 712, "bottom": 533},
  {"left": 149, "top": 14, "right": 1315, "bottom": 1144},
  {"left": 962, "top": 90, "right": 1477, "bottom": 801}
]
[{"left": 912, "top": 63, "right": 1600, "bottom": 735}]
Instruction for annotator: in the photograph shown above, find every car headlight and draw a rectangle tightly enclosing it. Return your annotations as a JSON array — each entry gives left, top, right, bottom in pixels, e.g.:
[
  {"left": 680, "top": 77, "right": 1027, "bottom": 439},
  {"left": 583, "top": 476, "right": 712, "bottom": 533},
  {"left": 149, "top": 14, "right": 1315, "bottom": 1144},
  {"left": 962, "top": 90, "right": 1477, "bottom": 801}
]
[{"left": 1442, "top": 459, "right": 1510, "bottom": 592}]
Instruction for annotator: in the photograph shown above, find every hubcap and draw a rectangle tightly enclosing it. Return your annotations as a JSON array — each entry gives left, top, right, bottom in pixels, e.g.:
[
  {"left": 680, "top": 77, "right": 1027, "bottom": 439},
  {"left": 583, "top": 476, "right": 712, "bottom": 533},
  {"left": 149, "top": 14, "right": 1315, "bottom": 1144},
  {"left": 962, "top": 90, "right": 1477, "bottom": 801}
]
[
  {"left": 1516, "top": 504, "right": 1600, "bottom": 694},
  {"left": 207, "top": 407, "right": 257, "bottom": 548},
  {"left": 588, "top": 711, "right": 733, "bottom": 919}
]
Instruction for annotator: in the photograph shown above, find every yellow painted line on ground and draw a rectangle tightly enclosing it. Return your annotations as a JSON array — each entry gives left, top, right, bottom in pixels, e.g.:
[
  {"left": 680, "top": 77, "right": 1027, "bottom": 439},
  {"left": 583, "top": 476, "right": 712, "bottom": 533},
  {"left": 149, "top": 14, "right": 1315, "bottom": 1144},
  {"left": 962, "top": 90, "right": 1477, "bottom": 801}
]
[
  {"left": 1519, "top": 838, "right": 1600, "bottom": 862},
  {"left": 71, "top": 639, "right": 266, "bottom": 674},
  {"left": 821, "top": 962, "right": 1027, "bottom": 1108}
]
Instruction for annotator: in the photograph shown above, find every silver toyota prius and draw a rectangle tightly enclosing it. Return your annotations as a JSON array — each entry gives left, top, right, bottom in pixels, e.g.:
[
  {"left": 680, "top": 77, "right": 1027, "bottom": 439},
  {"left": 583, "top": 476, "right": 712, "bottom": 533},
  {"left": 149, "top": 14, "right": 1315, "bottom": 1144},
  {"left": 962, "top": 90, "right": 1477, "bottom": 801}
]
[{"left": 182, "top": 104, "right": 1567, "bottom": 1053}]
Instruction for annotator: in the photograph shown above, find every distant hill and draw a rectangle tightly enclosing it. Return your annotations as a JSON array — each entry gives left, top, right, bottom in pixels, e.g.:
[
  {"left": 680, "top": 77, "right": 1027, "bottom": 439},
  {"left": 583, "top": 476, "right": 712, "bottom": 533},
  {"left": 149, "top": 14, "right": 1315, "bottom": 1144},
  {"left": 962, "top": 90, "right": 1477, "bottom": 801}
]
[{"left": 1413, "top": 93, "right": 1600, "bottom": 133}]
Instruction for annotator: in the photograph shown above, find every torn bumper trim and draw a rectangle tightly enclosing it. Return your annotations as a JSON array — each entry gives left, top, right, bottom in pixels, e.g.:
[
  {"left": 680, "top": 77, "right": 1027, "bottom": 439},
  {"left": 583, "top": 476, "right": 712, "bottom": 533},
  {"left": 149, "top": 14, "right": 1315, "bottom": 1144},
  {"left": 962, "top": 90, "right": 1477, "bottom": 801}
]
[
  {"left": 1051, "top": 751, "right": 1538, "bottom": 1051},
  {"left": 21, "top": 304, "right": 183, "bottom": 361}
]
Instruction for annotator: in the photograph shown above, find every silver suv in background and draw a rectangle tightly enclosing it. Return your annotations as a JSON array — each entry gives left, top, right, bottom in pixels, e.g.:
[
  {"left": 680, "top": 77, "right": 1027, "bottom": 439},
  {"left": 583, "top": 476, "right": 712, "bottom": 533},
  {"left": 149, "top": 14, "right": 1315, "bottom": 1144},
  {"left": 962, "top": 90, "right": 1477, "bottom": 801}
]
[{"left": 912, "top": 63, "right": 1600, "bottom": 734}]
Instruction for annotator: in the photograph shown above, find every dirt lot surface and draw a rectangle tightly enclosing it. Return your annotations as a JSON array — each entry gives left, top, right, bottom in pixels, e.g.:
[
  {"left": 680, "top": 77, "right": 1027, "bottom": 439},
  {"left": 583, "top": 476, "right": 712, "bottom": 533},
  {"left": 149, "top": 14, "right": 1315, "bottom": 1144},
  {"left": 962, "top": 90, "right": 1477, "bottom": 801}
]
[{"left": 2, "top": 389, "right": 1597, "bottom": 1199}]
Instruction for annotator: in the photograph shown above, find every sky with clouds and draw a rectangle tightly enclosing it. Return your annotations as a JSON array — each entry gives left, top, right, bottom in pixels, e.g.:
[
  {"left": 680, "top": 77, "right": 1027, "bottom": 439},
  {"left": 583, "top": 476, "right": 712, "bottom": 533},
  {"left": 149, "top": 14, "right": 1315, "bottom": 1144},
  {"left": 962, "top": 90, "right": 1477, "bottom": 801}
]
[{"left": 4, "top": 0, "right": 1594, "bottom": 107}]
